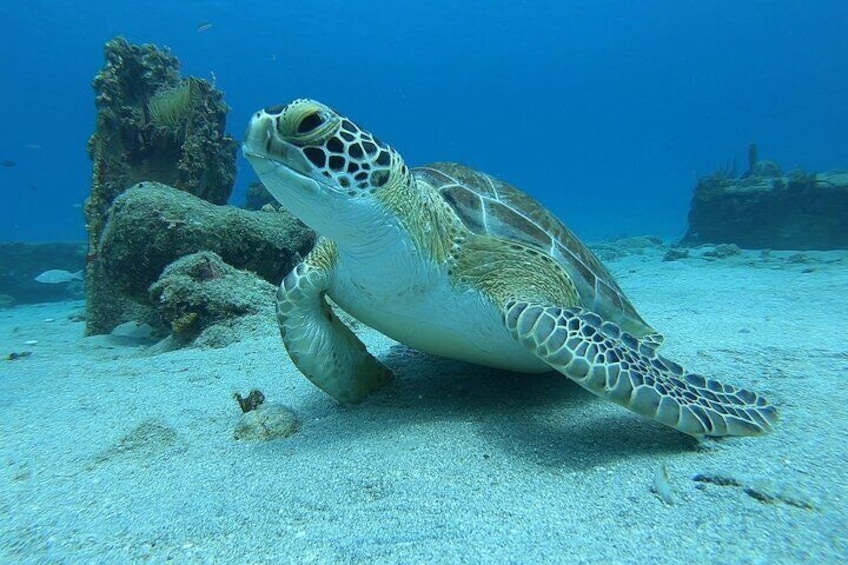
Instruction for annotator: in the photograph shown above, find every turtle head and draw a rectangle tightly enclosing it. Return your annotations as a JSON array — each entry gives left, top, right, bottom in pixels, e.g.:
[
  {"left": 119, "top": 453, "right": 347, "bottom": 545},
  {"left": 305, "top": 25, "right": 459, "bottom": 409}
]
[{"left": 243, "top": 99, "right": 410, "bottom": 242}]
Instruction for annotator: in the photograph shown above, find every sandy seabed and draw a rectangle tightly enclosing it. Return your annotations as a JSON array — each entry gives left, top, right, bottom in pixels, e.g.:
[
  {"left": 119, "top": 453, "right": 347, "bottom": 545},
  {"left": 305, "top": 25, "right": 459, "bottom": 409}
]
[{"left": 1, "top": 245, "right": 846, "bottom": 564}]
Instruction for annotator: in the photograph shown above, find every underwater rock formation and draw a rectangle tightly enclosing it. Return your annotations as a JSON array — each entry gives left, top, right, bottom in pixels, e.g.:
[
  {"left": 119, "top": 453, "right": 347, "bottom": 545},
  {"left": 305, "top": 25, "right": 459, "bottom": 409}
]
[
  {"left": 85, "top": 36, "right": 239, "bottom": 334},
  {"left": 93, "top": 183, "right": 315, "bottom": 342},
  {"left": 149, "top": 251, "right": 277, "bottom": 347},
  {"left": 100, "top": 181, "right": 314, "bottom": 310},
  {"left": 233, "top": 403, "right": 299, "bottom": 441},
  {"left": 681, "top": 166, "right": 848, "bottom": 250}
]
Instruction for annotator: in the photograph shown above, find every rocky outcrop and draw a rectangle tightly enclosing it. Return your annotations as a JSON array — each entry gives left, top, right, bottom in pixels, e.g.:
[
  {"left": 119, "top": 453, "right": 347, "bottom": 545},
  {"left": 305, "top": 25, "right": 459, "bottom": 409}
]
[
  {"left": 149, "top": 251, "right": 277, "bottom": 347},
  {"left": 100, "top": 182, "right": 314, "bottom": 300},
  {"left": 85, "top": 37, "right": 239, "bottom": 334},
  {"left": 681, "top": 167, "right": 848, "bottom": 250},
  {"left": 95, "top": 182, "right": 315, "bottom": 336}
]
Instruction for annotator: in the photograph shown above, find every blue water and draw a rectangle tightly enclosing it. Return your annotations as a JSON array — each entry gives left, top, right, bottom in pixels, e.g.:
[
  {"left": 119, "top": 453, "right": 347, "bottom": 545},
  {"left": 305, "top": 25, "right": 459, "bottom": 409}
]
[{"left": 0, "top": 0, "right": 845, "bottom": 242}]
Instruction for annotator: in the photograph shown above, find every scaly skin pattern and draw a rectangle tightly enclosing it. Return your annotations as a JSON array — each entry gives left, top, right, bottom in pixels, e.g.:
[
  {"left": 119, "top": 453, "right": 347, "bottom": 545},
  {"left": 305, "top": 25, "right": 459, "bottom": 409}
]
[
  {"left": 275, "top": 238, "right": 392, "bottom": 403},
  {"left": 504, "top": 301, "right": 777, "bottom": 436},
  {"left": 243, "top": 99, "right": 778, "bottom": 438}
]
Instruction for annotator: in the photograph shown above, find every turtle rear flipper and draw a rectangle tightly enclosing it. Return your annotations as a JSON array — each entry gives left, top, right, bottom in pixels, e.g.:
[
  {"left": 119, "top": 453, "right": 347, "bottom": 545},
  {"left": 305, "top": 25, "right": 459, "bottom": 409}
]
[{"left": 502, "top": 300, "right": 777, "bottom": 437}]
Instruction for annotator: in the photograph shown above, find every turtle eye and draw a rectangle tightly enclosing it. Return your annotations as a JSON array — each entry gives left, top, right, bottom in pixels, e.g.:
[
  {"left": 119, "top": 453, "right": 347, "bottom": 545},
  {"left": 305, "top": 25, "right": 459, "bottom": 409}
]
[{"left": 297, "top": 112, "right": 324, "bottom": 134}]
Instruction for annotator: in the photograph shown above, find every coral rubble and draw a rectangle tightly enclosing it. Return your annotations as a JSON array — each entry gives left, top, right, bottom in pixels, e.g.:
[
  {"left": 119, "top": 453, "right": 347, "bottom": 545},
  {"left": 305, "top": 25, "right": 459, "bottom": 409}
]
[
  {"left": 234, "top": 390, "right": 266, "bottom": 413},
  {"left": 233, "top": 403, "right": 299, "bottom": 441}
]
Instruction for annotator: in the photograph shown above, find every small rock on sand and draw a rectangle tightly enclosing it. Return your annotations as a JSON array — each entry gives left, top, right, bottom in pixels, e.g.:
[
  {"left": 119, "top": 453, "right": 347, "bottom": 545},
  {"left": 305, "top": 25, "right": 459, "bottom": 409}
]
[{"left": 233, "top": 403, "right": 299, "bottom": 441}]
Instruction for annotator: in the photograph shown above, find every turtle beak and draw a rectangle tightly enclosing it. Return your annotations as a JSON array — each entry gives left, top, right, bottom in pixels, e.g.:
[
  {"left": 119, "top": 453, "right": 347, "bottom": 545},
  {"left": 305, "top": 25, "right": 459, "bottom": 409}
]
[
  {"left": 243, "top": 110, "right": 315, "bottom": 175},
  {"left": 242, "top": 111, "right": 275, "bottom": 161},
  {"left": 243, "top": 110, "right": 343, "bottom": 236}
]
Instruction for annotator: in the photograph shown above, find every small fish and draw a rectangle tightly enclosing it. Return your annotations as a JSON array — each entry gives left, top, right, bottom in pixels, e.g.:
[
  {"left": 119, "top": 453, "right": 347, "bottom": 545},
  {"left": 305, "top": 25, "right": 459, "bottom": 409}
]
[
  {"left": 197, "top": 22, "right": 213, "bottom": 32},
  {"left": 34, "top": 269, "right": 84, "bottom": 284},
  {"left": 1, "top": 160, "right": 15, "bottom": 168},
  {"left": 24, "top": 143, "right": 41, "bottom": 150},
  {"left": 110, "top": 321, "right": 158, "bottom": 343}
]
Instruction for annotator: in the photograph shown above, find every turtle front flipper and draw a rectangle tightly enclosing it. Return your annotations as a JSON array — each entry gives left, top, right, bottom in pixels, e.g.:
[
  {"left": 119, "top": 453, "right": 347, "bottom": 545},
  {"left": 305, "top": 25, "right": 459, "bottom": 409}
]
[
  {"left": 276, "top": 240, "right": 393, "bottom": 403},
  {"left": 502, "top": 300, "right": 778, "bottom": 437}
]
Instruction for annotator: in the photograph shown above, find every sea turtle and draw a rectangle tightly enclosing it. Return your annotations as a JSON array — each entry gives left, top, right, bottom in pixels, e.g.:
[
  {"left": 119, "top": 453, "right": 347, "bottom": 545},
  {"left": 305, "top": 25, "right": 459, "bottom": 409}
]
[{"left": 242, "top": 99, "right": 777, "bottom": 438}]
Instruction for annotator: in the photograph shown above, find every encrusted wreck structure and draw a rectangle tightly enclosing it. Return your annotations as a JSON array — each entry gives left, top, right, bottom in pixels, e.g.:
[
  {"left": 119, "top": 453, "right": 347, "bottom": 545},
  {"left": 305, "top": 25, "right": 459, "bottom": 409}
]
[{"left": 682, "top": 148, "right": 848, "bottom": 250}]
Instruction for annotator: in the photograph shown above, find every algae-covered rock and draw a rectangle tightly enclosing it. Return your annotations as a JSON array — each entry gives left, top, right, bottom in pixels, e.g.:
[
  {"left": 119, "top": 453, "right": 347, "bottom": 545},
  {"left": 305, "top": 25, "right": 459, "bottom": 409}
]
[
  {"left": 100, "top": 182, "right": 314, "bottom": 301},
  {"left": 85, "top": 36, "right": 239, "bottom": 335},
  {"left": 681, "top": 166, "right": 848, "bottom": 250},
  {"left": 149, "top": 251, "right": 276, "bottom": 346},
  {"left": 86, "top": 37, "right": 237, "bottom": 210}
]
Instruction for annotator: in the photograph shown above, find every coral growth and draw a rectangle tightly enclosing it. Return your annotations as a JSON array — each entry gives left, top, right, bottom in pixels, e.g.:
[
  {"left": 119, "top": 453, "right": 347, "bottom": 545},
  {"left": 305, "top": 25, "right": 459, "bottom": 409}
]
[
  {"left": 85, "top": 37, "right": 239, "bottom": 335},
  {"left": 149, "top": 251, "right": 276, "bottom": 346},
  {"left": 146, "top": 80, "right": 196, "bottom": 138},
  {"left": 683, "top": 150, "right": 848, "bottom": 249}
]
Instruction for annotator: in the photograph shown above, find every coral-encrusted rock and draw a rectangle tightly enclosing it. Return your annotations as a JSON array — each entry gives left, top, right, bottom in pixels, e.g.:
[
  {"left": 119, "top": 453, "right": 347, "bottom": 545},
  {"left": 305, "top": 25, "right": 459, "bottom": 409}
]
[
  {"left": 149, "top": 251, "right": 276, "bottom": 346},
  {"left": 85, "top": 36, "right": 239, "bottom": 335},
  {"left": 681, "top": 169, "right": 848, "bottom": 250},
  {"left": 101, "top": 182, "right": 315, "bottom": 302}
]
